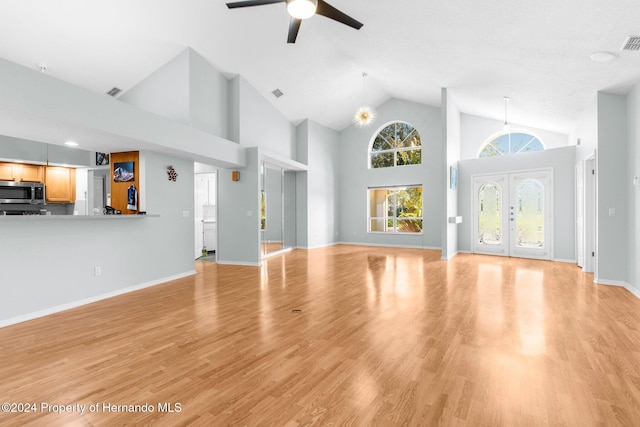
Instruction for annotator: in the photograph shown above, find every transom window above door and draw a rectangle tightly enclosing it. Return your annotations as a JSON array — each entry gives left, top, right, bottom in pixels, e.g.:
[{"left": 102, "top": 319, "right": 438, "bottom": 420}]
[
  {"left": 370, "top": 122, "right": 422, "bottom": 168},
  {"left": 478, "top": 131, "right": 544, "bottom": 158}
]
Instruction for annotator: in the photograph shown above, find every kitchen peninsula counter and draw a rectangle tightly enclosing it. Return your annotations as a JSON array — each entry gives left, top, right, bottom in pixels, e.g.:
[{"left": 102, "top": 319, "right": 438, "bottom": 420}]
[{"left": 0, "top": 214, "right": 159, "bottom": 220}]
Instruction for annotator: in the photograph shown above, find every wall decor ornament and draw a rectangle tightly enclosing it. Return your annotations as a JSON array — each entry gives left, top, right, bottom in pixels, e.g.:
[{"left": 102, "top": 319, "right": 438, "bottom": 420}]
[{"left": 167, "top": 166, "right": 178, "bottom": 182}]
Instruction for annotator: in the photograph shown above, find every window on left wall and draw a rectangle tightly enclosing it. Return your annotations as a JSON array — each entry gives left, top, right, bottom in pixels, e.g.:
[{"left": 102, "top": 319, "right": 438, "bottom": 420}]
[{"left": 368, "top": 186, "right": 423, "bottom": 233}]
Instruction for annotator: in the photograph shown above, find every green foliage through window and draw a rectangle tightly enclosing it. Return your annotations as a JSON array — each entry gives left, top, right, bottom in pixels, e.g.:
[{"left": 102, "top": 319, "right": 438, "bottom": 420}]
[
  {"left": 370, "top": 122, "right": 422, "bottom": 168},
  {"left": 368, "top": 186, "right": 423, "bottom": 233}
]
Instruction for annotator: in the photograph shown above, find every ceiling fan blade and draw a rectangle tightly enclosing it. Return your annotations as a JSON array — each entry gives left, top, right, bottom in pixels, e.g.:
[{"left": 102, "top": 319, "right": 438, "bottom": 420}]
[
  {"left": 226, "top": 0, "right": 284, "bottom": 9},
  {"left": 288, "top": 17, "right": 302, "bottom": 43},
  {"left": 315, "top": 0, "right": 363, "bottom": 30}
]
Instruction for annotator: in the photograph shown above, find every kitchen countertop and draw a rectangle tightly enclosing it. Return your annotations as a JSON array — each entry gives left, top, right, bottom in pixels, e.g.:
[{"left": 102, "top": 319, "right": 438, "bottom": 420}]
[{"left": 0, "top": 214, "right": 159, "bottom": 220}]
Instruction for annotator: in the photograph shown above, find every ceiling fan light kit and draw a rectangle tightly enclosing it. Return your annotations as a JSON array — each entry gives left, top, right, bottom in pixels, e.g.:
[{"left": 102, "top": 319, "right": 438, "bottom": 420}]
[
  {"left": 226, "top": 0, "right": 362, "bottom": 43},
  {"left": 286, "top": 0, "right": 317, "bottom": 19}
]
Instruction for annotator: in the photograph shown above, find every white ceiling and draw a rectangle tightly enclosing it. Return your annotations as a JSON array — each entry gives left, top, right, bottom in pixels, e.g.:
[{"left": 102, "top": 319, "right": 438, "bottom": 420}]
[{"left": 1, "top": 0, "right": 640, "bottom": 138}]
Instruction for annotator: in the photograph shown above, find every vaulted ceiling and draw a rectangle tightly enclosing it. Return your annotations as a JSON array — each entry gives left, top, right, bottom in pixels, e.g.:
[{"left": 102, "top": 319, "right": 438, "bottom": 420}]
[{"left": 1, "top": 0, "right": 640, "bottom": 137}]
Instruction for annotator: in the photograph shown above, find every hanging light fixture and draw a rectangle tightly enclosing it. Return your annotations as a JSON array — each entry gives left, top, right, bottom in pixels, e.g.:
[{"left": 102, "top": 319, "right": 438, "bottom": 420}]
[
  {"left": 502, "top": 96, "right": 511, "bottom": 132},
  {"left": 353, "top": 72, "right": 376, "bottom": 127},
  {"left": 286, "top": 0, "right": 318, "bottom": 19}
]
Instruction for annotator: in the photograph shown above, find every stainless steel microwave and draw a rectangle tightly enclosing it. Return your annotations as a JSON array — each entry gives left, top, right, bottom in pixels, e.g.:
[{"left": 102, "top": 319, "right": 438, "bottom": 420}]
[{"left": 0, "top": 181, "right": 46, "bottom": 204}]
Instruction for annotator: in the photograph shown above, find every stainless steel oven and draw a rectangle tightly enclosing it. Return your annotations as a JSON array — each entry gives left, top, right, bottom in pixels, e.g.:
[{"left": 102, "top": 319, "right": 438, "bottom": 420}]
[{"left": 0, "top": 181, "right": 46, "bottom": 204}]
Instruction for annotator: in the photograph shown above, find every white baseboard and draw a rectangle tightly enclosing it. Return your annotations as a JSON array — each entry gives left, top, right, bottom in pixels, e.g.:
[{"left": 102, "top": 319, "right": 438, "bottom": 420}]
[
  {"left": 553, "top": 258, "right": 577, "bottom": 264},
  {"left": 296, "top": 242, "right": 338, "bottom": 250},
  {"left": 216, "top": 260, "right": 262, "bottom": 267},
  {"left": 594, "top": 278, "right": 640, "bottom": 299},
  {"left": 0, "top": 270, "right": 196, "bottom": 329},
  {"left": 441, "top": 251, "right": 459, "bottom": 260},
  {"left": 337, "top": 241, "right": 441, "bottom": 250}
]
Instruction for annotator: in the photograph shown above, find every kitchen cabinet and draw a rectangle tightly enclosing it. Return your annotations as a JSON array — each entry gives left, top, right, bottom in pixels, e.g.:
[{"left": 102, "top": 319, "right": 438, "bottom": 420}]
[
  {"left": 0, "top": 163, "right": 44, "bottom": 182},
  {"left": 14, "top": 164, "right": 44, "bottom": 182},
  {"left": 45, "top": 166, "right": 76, "bottom": 203},
  {"left": 0, "top": 163, "right": 13, "bottom": 181}
]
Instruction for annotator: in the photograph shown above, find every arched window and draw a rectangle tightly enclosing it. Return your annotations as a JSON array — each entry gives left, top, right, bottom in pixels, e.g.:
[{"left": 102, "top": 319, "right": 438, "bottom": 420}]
[
  {"left": 478, "top": 131, "right": 544, "bottom": 158},
  {"left": 370, "top": 122, "right": 422, "bottom": 168}
]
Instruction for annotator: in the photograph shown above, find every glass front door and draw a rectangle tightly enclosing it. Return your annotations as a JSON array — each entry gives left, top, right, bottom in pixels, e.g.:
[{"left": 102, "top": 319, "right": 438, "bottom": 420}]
[{"left": 473, "top": 170, "right": 552, "bottom": 260}]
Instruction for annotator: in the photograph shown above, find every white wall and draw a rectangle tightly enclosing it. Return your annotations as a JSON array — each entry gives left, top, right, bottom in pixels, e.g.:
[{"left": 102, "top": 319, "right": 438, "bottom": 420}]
[
  {"left": 570, "top": 94, "right": 598, "bottom": 162},
  {"left": 118, "top": 50, "right": 190, "bottom": 126},
  {"left": 461, "top": 113, "right": 569, "bottom": 160},
  {"left": 306, "top": 120, "right": 339, "bottom": 248},
  {"left": 441, "top": 89, "right": 461, "bottom": 259},
  {"left": 627, "top": 85, "right": 640, "bottom": 293},
  {"left": 0, "top": 151, "right": 195, "bottom": 326},
  {"left": 596, "top": 92, "right": 627, "bottom": 284},
  {"left": 295, "top": 121, "right": 309, "bottom": 247},
  {"left": 457, "top": 146, "right": 576, "bottom": 261},
  {"left": 234, "top": 76, "right": 296, "bottom": 160},
  {"left": 0, "top": 135, "right": 91, "bottom": 167},
  {"left": 119, "top": 48, "right": 231, "bottom": 140},
  {"left": 189, "top": 50, "right": 230, "bottom": 139},
  {"left": 338, "top": 98, "right": 443, "bottom": 248},
  {"left": 0, "top": 56, "right": 245, "bottom": 168}
]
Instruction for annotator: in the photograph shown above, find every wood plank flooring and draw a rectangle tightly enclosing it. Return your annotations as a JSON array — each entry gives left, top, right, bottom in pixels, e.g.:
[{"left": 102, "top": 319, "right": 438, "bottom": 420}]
[{"left": 1, "top": 245, "right": 640, "bottom": 426}]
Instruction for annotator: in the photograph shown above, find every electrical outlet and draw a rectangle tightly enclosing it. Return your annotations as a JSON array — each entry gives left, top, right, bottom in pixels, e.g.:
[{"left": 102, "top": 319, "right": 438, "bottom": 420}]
[
  {"left": 182, "top": 210, "right": 190, "bottom": 218},
  {"left": 94, "top": 266, "right": 101, "bottom": 276}
]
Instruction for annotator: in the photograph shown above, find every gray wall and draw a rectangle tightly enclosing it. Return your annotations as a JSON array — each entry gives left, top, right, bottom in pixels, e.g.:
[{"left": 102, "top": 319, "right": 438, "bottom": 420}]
[
  {"left": 338, "top": 98, "right": 443, "bottom": 248},
  {"left": 461, "top": 113, "right": 569, "bottom": 161},
  {"left": 627, "top": 85, "right": 640, "bottom": 293},
  {"left": 0, "top": 151, "right": 195, "bottom": 326},
  {"left": 217, "top": 147, "right": 261, "bottom": 265},
  {"left": 457, "top": 146, "right": 576, "bottom": 261},
  {"left": 596, "top": 92, "right": 628, "bottom": 283}
]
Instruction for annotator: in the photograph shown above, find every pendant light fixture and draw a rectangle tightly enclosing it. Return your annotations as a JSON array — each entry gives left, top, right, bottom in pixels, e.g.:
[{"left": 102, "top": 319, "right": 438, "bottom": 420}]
[
  {"left": 353, "top": 72, "right": 376, "bottom": 127},
  {"left": 503, "top": 96, "right": 511, "bottom": 132}
]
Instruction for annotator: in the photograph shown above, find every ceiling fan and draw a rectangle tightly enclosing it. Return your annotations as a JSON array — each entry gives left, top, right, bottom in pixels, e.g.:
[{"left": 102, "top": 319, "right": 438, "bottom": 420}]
[{"left": 226, "top": 0, "right": 363, "bottom": 43}]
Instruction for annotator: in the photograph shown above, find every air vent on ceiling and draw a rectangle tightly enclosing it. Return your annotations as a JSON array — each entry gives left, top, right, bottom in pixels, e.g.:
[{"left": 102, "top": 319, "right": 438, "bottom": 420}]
[
  {"left": 621, "top": 36, "right": 640, "bottom": 51},
  {"left": 106, "top": 87, "right": 122, "bottom": 97},
  {"left": 271, "top": 89, "right": 284, "bottom": 98}
]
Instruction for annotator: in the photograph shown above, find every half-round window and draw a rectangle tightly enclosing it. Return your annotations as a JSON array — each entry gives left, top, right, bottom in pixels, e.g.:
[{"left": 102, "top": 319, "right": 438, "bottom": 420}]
[
  {"left": 370, "top": 122, "right": 422, "bottom": 168},
  {"left": 478, "top": 131, "right": 544, "bottom": 158}
]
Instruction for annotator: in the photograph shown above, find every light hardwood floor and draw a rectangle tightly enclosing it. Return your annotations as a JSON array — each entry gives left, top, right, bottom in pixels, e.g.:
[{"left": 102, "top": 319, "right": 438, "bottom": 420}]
[{"left": 1, "top": 245, "right": 640, "bottom": 426}]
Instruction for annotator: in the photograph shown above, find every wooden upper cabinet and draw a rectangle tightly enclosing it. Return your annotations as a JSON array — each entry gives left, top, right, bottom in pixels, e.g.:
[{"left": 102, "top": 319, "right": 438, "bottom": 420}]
[
  {"left": 0, "top": 162, "right": 45, "bottom": 182},
  {"left": 14, "top": 164, "right": 44, "bottom": 182},
  {"left": 0, "top": 163, "right": 14, "bottom": 181},
  {"left": 45, "top": 166, "right": 76, "bottom": 203}
]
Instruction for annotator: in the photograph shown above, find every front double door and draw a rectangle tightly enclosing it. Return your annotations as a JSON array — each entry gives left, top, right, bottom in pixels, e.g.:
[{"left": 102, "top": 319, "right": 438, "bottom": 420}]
[{"left": 472, "top": 170, "right": 552, "bottom": 260}]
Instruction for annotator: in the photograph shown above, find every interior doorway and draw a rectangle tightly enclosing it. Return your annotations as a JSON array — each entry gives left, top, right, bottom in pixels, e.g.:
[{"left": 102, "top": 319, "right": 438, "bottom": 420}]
[
  {"left": 472, "top": 169, "right": 553, "bottom": 260},
  {"left": 194, "top": 171, "right": 217, "bottom": 260}
]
